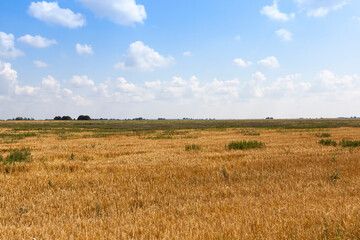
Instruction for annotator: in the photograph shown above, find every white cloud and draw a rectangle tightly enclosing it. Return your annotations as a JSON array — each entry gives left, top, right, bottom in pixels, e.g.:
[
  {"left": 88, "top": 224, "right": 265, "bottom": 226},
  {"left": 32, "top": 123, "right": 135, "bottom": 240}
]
[
  {"left": 0, "top": 62, "right": 94, "bottom": 109},
  {"left": 0, "top": 60, "right": 18, "bottom": 96},
  {"left": 28, "top": 1, "right": 86, "bottom": 28},
  {"left": 235, "top": 35, "right": 241, "bottom": 40},
  {"left": 317, "top": 70, "right": 358, "bottom": 90},
  {"left": 34, "top": 60, "right": 48, "bottom": 68},
  {"left": 260, "top": 0, "right": 295, "bottom": 21},
  {"left": 15, "top": 85, "right": 40, "bottom": 96},
  {"left": 0, "top": 60, "right": 309, "bottom": 106},
  {"left": 0, "top": 32, "right": 24, "bottom": 59},
  {"left": 76, "top": 44, "right": 94, "bottom": 55},
  {"left": 247, "top": 72, "right": 267, "bottom": 98},
  {"left": 183, "top": 51, "right": 191, "bottom": 56},
  {"left": 17, "top": 34, "right": 57, "bottom": 48},
  {"left": 262, "top": 74, "right": 312, "bottom": 98},
  {"left": 114, "top": 41, "right": 174, "bottom": 72},
  {"left": 202, "top": 78, "right": 241, "bottom": 103},
  {"left": 258, "top": 56, "right": 280, "bottom": 69},
  {"left": 68, "top": 75, "right": 95, "bottom": 88},
  {"left": 294, "top": 0, "right": 347, "bottom": 17},
  {"left": 276, "top": 29, "right": 292, "bottom": 41},
  {"left": 252, "top": 72, "right": 267, "bottom": 82},
  {"left": 234, "top": 58, "right": 253, "bottom": 68},
  {"left": 172, "top": 76, "right": 187, "bottom": 86},
  {"left": 114, "top": 77, "right": 154, "bottom": 102},
  {"left": 115, "top": 77, "right": 137, "bottom": 92},
  {"left": 268, "top": 74, "right": 303, "bottom": 91},
  {"left": 145, "top": 80, "right": 162, "bottom": 89},
  {"left": 41, "top": 75, "right": 61, "bottom": 93},
  {"left": 76, "top": 0, "right": 146, "bottom": 26},
  {"left": 4, "top": 65, "right": 360, "bottom": 119}
]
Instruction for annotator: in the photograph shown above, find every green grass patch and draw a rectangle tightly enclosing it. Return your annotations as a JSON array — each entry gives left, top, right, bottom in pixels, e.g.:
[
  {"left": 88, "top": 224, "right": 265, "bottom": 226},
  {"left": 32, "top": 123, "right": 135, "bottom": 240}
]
[
  {"left": 339, "top": 139, "right": 360, "bottom": 148},
  {"left": 185, "top": 144, "right": 201, "bottom": 151},
  {"left": 1, "top": 148, "right": 32, "bottom": 165},
  {"left": 227, "top": 140, "right": 264, "bottom": 150},
  {"left": 318, "top": 139, "right": 337, "bottom": 146},
  {"left": 315, "top": 133, "right": 331, "bottom": 138},
  {"left": 318, "top": 139, "right": 360, "bottom": 148},
  {"left": 0, "top": 132, "right": 37, "bottom": 140}
]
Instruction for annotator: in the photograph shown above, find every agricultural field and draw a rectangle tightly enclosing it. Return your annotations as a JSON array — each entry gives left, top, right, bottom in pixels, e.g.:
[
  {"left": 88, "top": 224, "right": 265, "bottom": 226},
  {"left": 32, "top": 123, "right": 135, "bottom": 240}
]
[{"left": 0, "top": 119, "right": 360, "bottom": 239}]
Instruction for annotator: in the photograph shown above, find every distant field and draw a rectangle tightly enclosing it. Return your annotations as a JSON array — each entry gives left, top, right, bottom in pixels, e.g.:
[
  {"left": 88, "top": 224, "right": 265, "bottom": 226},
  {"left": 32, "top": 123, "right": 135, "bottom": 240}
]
[
  {"left": 0, "top": 120, "right": 360, "bottom": 239},
  {"left": 1, "top": 118, "right": 360, "bottom": 132}
]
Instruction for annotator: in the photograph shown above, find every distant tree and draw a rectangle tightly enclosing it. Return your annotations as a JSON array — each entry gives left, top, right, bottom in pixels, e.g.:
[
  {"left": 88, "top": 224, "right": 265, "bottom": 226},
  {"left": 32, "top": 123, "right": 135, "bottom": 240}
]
[
  {"left": 54, "top": 116, "right": 62, "bottom": 120},
  {"left": 61, "top": 116, "right": 72, "bottom": 120},
  {"left": 77, "top": 115, "right": 91, "bottom": 120},
  {"left": 15, "top": 117, "right": 24, "bottom": 121}
]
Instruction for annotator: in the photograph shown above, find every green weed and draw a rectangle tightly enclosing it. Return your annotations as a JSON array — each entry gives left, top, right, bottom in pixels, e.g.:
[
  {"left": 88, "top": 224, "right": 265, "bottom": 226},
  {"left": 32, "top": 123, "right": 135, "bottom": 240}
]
[
  {"left": 339, "top": 139, "right": 360, "bottom": 148},
  {"left": 185, "top": 144, "right": 201, "bottom": 151},
  {"left": 316, "top": 133, "right": 331, "bottom": 138},
  {"left": 319, "top": 139, "right": 337, "bottom": 147},
  {"left": 1, "top": 148, "right": 32, "bottom": 165},
  {"left": 227, "top": 140, "right": 264, "bottom": 150}
]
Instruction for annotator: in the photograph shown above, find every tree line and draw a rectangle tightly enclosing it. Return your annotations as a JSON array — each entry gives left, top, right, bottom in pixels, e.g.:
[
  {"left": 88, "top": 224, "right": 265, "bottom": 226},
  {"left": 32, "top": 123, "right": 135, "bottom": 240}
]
[{"left": 54, "top": 115, "right": 91, "bottom": 120}]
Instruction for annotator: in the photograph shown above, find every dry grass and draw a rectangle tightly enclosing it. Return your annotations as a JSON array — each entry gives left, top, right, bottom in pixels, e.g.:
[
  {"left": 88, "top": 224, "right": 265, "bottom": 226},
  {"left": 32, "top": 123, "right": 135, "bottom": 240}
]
[{"left": 0, "top": 122, "right": 360, "bottom": 239}]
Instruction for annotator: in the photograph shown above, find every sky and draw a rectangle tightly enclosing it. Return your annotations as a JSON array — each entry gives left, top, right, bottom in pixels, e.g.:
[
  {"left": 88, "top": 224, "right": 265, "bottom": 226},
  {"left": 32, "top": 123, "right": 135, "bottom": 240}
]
[{"left": 1, "top": 0, "right": 360, "bottom": 119}]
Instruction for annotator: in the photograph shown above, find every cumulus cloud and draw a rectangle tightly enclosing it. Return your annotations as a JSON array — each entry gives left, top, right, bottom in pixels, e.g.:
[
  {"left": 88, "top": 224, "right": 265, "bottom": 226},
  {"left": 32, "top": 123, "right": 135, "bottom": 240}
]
[
  {"left": 258, "top": 56, "right": 280, "bottom": 69},
  {"left": 28, "top": 1, "right": 86, "bottom": 28},
  {"left": 34, "top": 60, "right": 48, "bottom": 68},
  {"left": 0, "top": 62, "right": 96, "bottom": 110},
  {"left": 234, "top": 58, "right": 253, "bottom": 68},
  {"left": 0, "top": 61, "right": 18, "bottom": 96},
  {"left": 68, "top": 75, "right": 95, "bottom": 88},
  {"left": 76, "top": 44, "right": 94, "bottom": 55},
  {"left": 317, "top": 70, "right": 359, "bottom": 90},
  {"left": 0, "top": 32, "right": 24, "bottom": 59},
  {"left": 76, "top": 0, "right": 146, "bottom": 26},
  {"left": 260, "top": 0, "right": 295, "bottom": 21},
  {"left": 0, "top": 60, "right": 311, "bottom": 108},
  {"left": 5, "top": 56, "right": 360, "bottom": 119},
  {"left": 252, "top": 72, "right": 267, "bottom": 82},
  {"left": 204, "top": 78, "right": 241, "bottom": 102},
  {"left": 267, "top": 74, "right": 309, "bottom": 92},
  {"left": 294, "top": 0, "right": 347, "bottom": 17},
  {"left": 114, "top": 41, "right": 174, "bottom": 72},
  {"left": 41, "top": 75, "right": 61, "bottom": 92},
  {"left": 114, "top": 77, "right": 154, "bottom": 102},
  {"left": 15, "top": 85, "right": 40, "bottom": 96},
  {"left": 115, "top": 77, "right": 137, "bottom": 92},
  {"left": 247, "top": 72, "right": 267, "bottom": 98},
  {"left": 17, "top": 34, "right": 57, "bottom": 48},
  {"left": 276, "top": 29, "right": 292, "bottom": 41}
]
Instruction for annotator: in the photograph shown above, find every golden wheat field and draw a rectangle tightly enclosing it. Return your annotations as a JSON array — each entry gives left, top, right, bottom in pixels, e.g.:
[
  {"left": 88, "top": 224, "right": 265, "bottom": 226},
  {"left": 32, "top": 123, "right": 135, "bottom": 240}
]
[{"left": 0, "top": 120, "right": 360, "bottom": 239}]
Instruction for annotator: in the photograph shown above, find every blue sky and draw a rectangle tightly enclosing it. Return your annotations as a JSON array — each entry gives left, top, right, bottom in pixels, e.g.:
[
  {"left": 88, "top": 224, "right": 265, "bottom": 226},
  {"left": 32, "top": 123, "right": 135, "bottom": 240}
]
[{"left": 1, "top": 0, "right": 360, "bottom": 119}]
